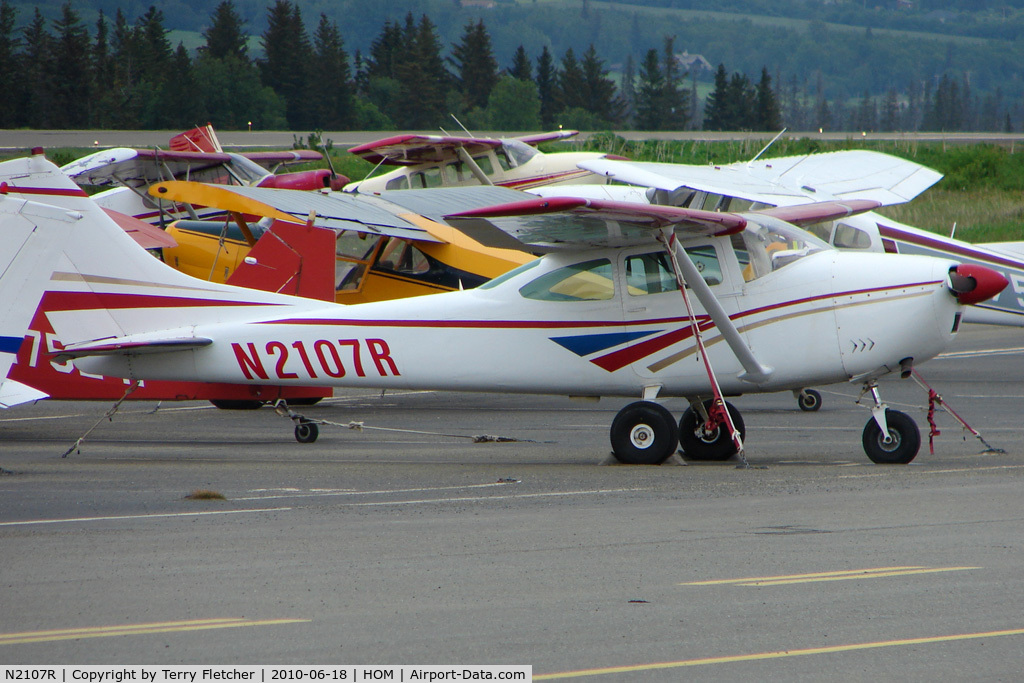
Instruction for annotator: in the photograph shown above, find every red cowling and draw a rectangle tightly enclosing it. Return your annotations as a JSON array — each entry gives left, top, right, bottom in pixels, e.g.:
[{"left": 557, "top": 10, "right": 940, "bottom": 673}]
[
  {"left": 257, "top": 169, "right": 349, "bottom": 191},
  {"left": 949, "top": 264, "right": 1008, "bottom": 305}
]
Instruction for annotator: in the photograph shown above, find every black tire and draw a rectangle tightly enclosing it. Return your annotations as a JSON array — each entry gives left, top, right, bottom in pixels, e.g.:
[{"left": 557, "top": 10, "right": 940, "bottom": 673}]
[
  {"left": 209, "top": 399, "right": 264, "bottom": 410},
  {"left": 679, "top": 400, "right": 746, "bottom": 461},
  {"left": 862, "top": 409, "right": 920, "bottom": 464},
  {"left": 295, "top": 421, "right": 319, "bottom": 444},
  {"left": 289, "top": 397, "right": 324, "bottom": 406},
  {"left": 609, "top": 401, "right": 679, "bottom": 465},
  {"left": 797, "top": 389, "right": 823, "bottom": 412}
]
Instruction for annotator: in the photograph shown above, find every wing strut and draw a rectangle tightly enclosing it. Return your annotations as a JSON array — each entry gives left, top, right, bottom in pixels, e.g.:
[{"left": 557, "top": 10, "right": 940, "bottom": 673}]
[
  {"left": 658, "top": 228, "right": 754, "bottom": 461},
  {"left": 659, "top": 228, "right": 773, "bottom": 384},
  {"left": 455, "top": 147, "right": 494, "bottom": 186}
]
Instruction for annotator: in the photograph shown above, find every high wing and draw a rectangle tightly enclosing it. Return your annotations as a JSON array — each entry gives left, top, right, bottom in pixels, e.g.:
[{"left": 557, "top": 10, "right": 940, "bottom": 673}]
[
  {"left": 347, "top": 130, "right": 580, "bottom": 166},
  {"left": 444, "top": 195, "right": 748, "bottom": 251},
  {"left": 347, "top": 134, "right": 504, "bottom": 166},
  {"left": 149, "top": 180, "right": 439, "bottom": 242},
  {"left": 61, "top": 147, "right": 236, "bottom": 188},
  {"left": 580, "top": 150, "right": 942, "bottom": 207}
]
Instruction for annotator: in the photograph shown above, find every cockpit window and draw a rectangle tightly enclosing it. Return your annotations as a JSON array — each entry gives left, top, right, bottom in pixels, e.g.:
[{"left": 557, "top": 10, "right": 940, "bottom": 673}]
[
  {"left": 833, "top": 222, "right": 872, "bottom": 249},
  {"left": 501, "top": 139, "right": 539, "bottom": 167},
  {"left": 225, "top": 153, "right": 267, "bottom": 184},
  {"left": 519, "top": 258, "right": 614, "bottom": 301},
  {"left": 734, "top": 220, "right": 829, "bottom": 281}
]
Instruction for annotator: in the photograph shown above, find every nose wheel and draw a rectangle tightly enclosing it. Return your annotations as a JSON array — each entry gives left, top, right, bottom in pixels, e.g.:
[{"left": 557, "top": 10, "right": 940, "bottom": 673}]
[{"left": 862, "top": 408, "right": 919, "bottom": 464}]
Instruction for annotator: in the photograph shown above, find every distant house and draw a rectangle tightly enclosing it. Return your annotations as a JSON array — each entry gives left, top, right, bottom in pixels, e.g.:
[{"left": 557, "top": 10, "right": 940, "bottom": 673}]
[
  {"left": 461, "top": 0, "right": 496, "bottom": 7},
  {"left": 675, "top": 51, "right": 713, "bottom": 74}
]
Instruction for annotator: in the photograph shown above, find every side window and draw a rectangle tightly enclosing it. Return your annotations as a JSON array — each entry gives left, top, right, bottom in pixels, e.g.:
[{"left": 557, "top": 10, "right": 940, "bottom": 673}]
[
  {"left": 833, "top": 222, "right": 872, "bottom": 249},
  {"left": 375, "top": 237, "right": 430, "bottom": 275},
  {"left": 385, "top": 175, "right": 410, "bottom": 190},
  {"left": 625, "top": 252, "right": 677, "bottom": 295},
  {"left": 519, "top": 259, "right": 615, "bottom": 301},
  {"left": 496, "top": 150, "right": 512, "bottom": 171},
  {"left": 415, "top": 168, "right": 442, "bottom": 188},
  {"left": 444, "top": 162, "right": 467, "bottom": 185},
  {"left": 684, "top": 245, "right": 723, "bottom": 286},
  {"left": 473, "top": 154, "right": 495, "bottom": 176}
]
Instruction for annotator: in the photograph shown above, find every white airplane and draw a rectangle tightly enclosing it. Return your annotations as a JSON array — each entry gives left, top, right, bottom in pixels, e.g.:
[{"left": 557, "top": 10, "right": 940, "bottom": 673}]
[
  {"left": 0, "top": 155, "right": 1007, "bottom": 465},
  {"left": 569, "top": 150, "right": 1024, "bottom": 326},
  {"left": 343, "top": 130, "right": 617, "bottom": 193}
]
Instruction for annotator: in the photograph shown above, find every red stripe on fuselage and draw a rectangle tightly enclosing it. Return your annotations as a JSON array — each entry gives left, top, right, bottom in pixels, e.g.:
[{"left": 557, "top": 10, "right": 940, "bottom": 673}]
[
  {"left": 39, "top": 290, "right": 283, "bottom": 313},
  {"left": 2, "top": 184, "right": 88, "bottom": 197}
]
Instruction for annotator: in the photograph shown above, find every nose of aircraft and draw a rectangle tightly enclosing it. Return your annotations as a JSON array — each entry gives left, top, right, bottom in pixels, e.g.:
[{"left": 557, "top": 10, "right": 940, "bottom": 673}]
[{"left": 948, "top": 264, "right": 1008, "bottom": 305}]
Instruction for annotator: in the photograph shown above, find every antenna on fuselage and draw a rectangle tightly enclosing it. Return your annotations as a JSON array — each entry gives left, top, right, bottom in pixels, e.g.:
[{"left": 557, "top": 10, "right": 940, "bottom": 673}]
[
  {"left": 451, "top": 114, "right": 474, "bottom": 137},
  {"left": 748, "top": 128, "right": 788, "bottom": 166}
]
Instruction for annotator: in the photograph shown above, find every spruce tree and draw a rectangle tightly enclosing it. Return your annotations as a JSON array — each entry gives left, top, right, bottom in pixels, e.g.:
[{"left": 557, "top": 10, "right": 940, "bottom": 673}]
[
  {"left": 580, "top": 44, "right": 623, "bottom": 126},
  {"left": 394, "top": 15, "right": 449, "bottom": 129},
  {"left": 51, "top": 2, "right": 92, "bottom": 128},
  {"left": 703, "top": 63, "right": 729, "bottom": 131},
  {"left": 555, "top": 48, "right": 585, "bottom": 112},
  {"left": 536, "top": 45, "right": 556, "bottom": 129},
  {"left": 634, "top": 48, "right": 665, "bottom": 131},
  {"left": 19, "top": 9, "right": 54, "bottom": 128},
  {"left": 450, "top": 19, "right": 497, "bottom": 112},
  {"left": 260, "top": 0, "right": 312, "bottom": 130},
  {"left": 310, "top": 13, "right": 354, "bottom": 130},
  {"left": 0, "top": 1, "right": 20, "bottom": 127},
  {"left": 509, "top": 45, "right": 532, "bottom": 82},
  {"left": 754, "top": 67, "right": 781, "bottom": 131},
  {"left": 202, "top": 0, "right": 249, "bottom": 62},
  {"left": 661, "top": 36, "right": 687, "bottom": 130}
]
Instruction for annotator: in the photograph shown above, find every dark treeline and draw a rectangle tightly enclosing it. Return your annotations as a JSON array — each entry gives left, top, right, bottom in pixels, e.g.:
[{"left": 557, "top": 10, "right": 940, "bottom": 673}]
[{"left": 0, "top": 0, "right": 1015, "bottom": 133}]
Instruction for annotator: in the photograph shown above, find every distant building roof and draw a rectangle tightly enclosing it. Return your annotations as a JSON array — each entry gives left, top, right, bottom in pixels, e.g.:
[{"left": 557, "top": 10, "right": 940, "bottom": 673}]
[
  {"left": 461, "top": 0, "right": 496, "bottom": 7},
  {"left": 675, "top": 51, "right": 713, "bottom": 72}
]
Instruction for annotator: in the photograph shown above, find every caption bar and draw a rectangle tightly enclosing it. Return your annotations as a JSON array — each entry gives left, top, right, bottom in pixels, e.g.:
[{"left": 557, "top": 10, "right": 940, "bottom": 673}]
[{"left": 1, "top": 667, "right": 531, "bottom": 683}]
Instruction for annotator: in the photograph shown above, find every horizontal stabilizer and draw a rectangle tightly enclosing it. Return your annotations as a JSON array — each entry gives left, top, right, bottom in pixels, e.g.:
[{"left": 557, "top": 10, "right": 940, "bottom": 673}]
[
  {"left": 56, "top": 337, "right": 213, "bottom": 361},
  {"left": 0, "top": 379, "right": 49, "bottom": 408}
]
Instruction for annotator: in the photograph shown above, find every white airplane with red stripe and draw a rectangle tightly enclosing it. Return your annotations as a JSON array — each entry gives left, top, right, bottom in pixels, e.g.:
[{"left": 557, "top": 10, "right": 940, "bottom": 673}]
[{"left": 0, "top": 155, "right": 1007, "bottom": 465}]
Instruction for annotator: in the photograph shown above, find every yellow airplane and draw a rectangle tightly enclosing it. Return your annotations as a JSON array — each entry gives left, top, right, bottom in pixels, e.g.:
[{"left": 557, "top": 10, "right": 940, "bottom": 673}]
[{"left": 154, "top": 181, "right": 534, "bottom": 305}]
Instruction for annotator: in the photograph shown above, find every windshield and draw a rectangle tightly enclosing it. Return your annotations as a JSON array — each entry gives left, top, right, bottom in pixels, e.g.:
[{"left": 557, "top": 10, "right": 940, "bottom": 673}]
[
  {"left": 734, "top": 217, "right": 830, "bottom": 281},
  {"left": 226, "top": 153, "right": 269, "bottom": 184},
  {"left": 501, "top": 139, "right": 538, "bottom": 167}
]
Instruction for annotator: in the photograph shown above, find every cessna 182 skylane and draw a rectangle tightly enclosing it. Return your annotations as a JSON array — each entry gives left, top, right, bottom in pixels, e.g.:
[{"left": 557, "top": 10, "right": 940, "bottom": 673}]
[{"left": 0, "top": 155, "right": 1006, "bottom": 465}]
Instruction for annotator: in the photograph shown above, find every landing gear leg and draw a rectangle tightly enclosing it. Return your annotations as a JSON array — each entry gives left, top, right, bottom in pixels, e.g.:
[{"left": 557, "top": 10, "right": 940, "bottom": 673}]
[
  {"left": 679, "top": 398, "right": 746, "bottom": 461},
  {"left": 859, "top": 381, "right": 920, "bottom": 464}
]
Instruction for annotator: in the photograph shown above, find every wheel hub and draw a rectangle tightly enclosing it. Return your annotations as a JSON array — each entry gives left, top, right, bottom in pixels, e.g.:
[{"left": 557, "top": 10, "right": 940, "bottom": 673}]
[{"left": 629, "top": 423, "right": 655, "bottom": 450}]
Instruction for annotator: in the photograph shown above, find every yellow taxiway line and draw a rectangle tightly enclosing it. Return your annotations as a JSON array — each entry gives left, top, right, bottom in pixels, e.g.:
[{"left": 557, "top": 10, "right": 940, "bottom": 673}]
[
  {"left": 0, "top": 618, "right": 310, "bottom": 646},
  {"left": 680, "top": 565, "right": 980, "bottom": 586},
  {"left": 535, "top": 627, "right": 1024, "bottom": 680}
]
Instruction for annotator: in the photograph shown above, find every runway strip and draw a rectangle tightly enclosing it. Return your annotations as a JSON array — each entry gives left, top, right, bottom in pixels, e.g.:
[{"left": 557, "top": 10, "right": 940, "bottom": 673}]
[
  {"left": 0, "top": 618, "right": 310, "bottom": 645},
  {"left": 534, "top": 627, "right": 1024, "bottom": 680},
  {"left": 0, "top": 508, "right": 291, "bottom": 527}
]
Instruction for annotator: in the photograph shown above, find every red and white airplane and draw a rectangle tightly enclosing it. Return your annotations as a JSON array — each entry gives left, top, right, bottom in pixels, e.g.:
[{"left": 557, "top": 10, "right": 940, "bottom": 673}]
[
  {"left": 0, "top": 155, "right": 1007, "bottom": 465},
  {"left": 60, "top": 124, "right": 347, "bottom": 226},
  {"left": 343, "top": 130, "right": 620, "bottom": 193},
  {"left": 0, "top": 153, "right": 334, "bottom": 408}
]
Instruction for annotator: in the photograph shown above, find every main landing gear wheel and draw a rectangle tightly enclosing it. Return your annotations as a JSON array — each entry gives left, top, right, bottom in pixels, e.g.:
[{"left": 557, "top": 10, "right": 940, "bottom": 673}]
[
  {"left": 610, "top": 401, "right": 679, "bottom": 465},
  {"left": 295, "top": 420, "right": 319, "bottom": 444},
  {"left": 679, "top": 400, "right": 746, "bottom": 461},
  {"left": 862, "top": 409, "right": 920, "bottom": 464},
  {"left": 797, "top": 389, "right": 822, "bottom": 412}
]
